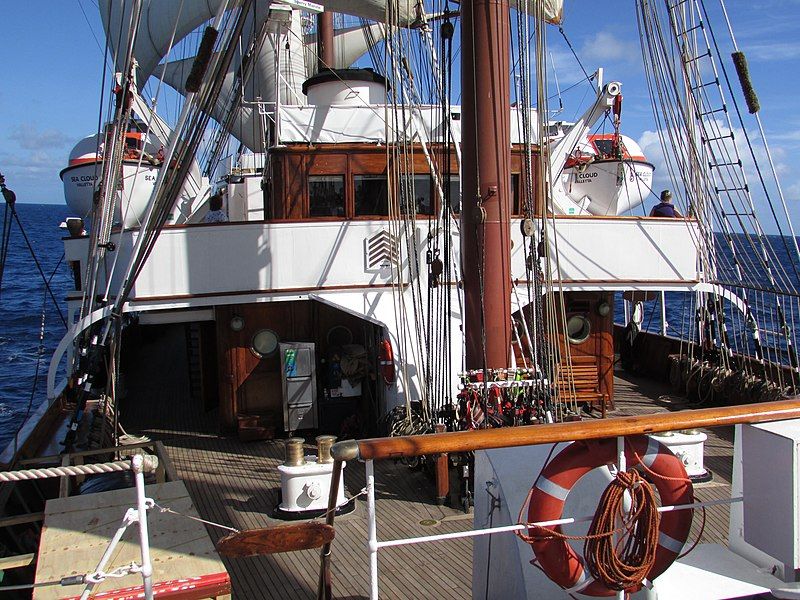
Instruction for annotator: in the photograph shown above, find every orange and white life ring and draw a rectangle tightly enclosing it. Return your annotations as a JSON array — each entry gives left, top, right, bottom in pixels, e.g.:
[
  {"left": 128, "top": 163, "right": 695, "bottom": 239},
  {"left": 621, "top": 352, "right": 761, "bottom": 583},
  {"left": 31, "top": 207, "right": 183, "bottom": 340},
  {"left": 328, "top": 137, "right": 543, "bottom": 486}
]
[
  {"left": 525, "top": 436, "right": 693, "bottom": 596},
  {"left": 379, "top": 339, "right": 395, "bottom": 384}
]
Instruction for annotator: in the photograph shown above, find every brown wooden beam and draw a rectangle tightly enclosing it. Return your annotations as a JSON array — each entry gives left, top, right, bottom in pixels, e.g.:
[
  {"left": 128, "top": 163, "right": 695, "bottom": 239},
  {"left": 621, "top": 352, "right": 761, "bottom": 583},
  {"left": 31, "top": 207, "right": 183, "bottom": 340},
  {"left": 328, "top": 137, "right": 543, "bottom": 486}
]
[
  {"left": 0, "top": 512, "right": 44, "bottom": 528},
  {"left": 0, "top": 553, "right": 35, "bottom": 570},
  {"left": 340, "top": 397, "right": 800, "bottom": 461}
]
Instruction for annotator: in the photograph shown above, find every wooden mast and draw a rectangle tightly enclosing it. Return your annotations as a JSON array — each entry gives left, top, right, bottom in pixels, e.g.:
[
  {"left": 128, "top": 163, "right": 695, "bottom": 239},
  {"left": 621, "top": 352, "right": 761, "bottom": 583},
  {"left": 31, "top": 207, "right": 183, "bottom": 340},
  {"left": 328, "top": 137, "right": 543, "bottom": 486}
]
[
  {"left": 317, "top": 12, "right": 334, "bottom": 71},
  {"left": 461, "top": 0, "right": 513, "bottom": 370}
]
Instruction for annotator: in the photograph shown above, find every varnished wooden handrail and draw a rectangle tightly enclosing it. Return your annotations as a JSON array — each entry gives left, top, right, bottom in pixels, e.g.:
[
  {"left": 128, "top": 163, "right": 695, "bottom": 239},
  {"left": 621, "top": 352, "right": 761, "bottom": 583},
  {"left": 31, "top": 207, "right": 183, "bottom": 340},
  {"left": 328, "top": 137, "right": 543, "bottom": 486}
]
[{"left": 332, "top": 397, "right": 800, "bottom": 462}]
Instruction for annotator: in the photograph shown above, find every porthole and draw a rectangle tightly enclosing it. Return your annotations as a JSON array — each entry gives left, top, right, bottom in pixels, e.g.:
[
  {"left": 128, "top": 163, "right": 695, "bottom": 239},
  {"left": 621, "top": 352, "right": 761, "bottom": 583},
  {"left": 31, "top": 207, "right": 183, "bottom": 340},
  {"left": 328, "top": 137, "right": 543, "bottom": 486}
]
[
  {"left": 326, "top": 325, "right": 353, "bottom": 347},
  {"left": 566, "top": 315, "right": 591, "bottom": 345},
  {"left": 251, "top": 329, "right": 279, "bottom": 358}
]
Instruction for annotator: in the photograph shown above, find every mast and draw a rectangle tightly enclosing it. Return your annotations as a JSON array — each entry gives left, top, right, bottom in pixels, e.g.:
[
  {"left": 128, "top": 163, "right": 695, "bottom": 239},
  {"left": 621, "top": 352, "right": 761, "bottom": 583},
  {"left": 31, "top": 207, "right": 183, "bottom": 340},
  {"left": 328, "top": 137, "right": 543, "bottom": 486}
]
[
  {"left": 460, "top": 0, "right": 512, "bottom": 370},
  {"left": 317, "top": 12, "right": 334, "bottom": 70}
]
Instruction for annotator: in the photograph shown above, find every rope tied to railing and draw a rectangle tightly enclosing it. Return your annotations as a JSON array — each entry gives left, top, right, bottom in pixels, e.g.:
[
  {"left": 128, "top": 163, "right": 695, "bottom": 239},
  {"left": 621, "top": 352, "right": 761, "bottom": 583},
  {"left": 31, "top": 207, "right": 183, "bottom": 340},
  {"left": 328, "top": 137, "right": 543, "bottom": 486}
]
[
  {"left": 517, "top": 468, "right": 659, "bottom": 591},
  {"left": 584, "top": 469, "right": 659, "bottom": 591},
  {"left": 0, "top": 456, "right": 158, "bottom": 482},
  {"left": 153, "top": 501, "right": 240, "bottom": 534}
]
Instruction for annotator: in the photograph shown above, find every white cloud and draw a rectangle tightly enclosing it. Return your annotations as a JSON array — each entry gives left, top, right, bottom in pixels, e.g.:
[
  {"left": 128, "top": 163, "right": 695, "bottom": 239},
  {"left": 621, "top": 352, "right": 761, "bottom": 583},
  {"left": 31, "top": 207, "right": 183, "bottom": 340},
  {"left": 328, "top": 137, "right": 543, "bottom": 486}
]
[
  {"left": 637, "top": 119, "right": 798, "bottom": 232},
  {"left": 580, "top": 32, "right": 639, "bottom": 64},
  {"left": 745, "top": 42, "right": 800, "bottom": 62},
  {"left": 9, "top": 124, "right": 71, "bottom": 151},
  {"left": 767, "top": 128, "right": 800, "bottom": 143}
]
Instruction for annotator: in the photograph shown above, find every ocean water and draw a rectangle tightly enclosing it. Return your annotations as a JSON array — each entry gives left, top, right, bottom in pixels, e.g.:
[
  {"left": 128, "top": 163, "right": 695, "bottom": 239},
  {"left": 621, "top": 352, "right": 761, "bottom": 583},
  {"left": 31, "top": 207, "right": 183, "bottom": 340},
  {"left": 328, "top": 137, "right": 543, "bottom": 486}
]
[
  {"left": 614, "top": 233, "right": 800, "bottom": 362},
  {"left": 0, "top": 203, "right": 72, "bottom": 450},
  {"left": 0, "top": 204, "right": 797, "bottom": 450}
]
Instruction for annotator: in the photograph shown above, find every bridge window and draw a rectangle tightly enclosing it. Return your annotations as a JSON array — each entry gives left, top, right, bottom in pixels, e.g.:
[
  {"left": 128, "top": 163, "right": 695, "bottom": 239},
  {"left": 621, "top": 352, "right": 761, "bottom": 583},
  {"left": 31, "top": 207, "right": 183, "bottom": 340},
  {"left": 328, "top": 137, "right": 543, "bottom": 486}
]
[
  {"left": 447, "top": 176, "right": 461, "bottom": 213},
  {"left": 309, "top": 175, "right": 345, "bottom": 217},
  {"left": 354, "top": 175, "right": 389, "bottom": 216},
  {"left": 400, "top": 175, "right": 434, "bottom": 216}
]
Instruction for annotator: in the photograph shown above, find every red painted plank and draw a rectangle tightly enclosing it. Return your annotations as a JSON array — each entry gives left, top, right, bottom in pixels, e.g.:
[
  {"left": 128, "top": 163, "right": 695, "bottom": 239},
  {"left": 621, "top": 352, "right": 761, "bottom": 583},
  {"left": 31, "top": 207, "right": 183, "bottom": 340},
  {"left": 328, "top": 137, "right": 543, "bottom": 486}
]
[{"left": 63, "top": 572, "right": 231, "bottom": 600}]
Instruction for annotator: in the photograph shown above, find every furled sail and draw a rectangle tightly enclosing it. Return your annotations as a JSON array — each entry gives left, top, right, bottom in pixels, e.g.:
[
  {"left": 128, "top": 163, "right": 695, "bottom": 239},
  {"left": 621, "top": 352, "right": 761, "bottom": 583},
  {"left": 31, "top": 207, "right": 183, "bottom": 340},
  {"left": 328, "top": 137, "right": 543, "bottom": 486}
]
[
  {"left": 539, "top": 0, "right": 563, "bottom": 24},
  {"left": 99, "top": 0, "right": 230, "bottom": 86}
]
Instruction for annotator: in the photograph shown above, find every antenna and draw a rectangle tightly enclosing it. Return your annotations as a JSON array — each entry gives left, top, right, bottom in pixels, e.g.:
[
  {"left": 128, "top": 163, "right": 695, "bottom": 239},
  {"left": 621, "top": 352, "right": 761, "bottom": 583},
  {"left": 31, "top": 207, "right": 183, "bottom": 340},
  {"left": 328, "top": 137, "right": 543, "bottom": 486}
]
[{"left": 549, "top": 51, "right": 563, "bottom": 115}]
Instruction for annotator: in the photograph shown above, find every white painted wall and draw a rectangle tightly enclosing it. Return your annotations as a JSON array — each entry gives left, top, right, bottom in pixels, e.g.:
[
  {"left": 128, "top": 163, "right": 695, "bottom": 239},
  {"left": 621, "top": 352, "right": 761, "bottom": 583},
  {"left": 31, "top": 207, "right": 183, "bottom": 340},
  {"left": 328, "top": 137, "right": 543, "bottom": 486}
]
[
  {"left": 63, "top": 217, "right": 698, "bottom": 411},
  {"left": 511, "top": 217, "right": 700, "bottom": 284},
  {"left": 65, "top": 217, "right": 699, "bottom": 301}
]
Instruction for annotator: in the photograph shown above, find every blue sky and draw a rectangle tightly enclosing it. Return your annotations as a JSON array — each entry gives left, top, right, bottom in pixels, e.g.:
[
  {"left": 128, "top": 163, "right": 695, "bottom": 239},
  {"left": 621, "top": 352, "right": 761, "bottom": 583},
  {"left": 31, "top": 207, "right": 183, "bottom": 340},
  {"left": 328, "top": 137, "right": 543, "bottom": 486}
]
[{"left": 1, "top": 0, "right": 799, "bottom": 231}]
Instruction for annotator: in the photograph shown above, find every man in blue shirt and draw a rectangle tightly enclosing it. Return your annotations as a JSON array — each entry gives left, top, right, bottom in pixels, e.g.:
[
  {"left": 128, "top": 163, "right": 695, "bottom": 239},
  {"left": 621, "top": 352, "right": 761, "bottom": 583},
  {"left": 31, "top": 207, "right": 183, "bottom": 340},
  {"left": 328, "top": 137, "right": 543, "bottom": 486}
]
[
  {"left": 203, "top": 193, "right": 229, "bottom": 223},
  {"left": 649, "top": 189, "right": 682, "bottom": 217}
]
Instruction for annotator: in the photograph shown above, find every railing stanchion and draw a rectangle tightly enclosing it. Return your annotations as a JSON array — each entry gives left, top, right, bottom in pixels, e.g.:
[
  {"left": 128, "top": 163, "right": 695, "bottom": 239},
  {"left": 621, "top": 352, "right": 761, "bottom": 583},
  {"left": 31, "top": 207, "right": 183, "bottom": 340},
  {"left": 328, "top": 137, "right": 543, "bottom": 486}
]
[
  {"left": 616, "top": 436, "right": 627, "bottom": 600},
  {"left": 366, "top": 459, "right": 379, "bottom": 600},
  {"left": 317, "top": 459, "right": 344, "bottom": 600},
  {"left": 132, "top": 455, "right": 154, "bottom": 600}
]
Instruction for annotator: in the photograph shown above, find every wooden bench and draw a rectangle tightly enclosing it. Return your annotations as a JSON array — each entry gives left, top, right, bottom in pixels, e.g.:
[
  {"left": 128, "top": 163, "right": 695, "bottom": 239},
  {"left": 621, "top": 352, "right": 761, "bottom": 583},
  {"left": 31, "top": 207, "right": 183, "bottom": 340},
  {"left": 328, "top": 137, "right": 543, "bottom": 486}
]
[{"left": 556, "top": 356, "right": 608, "bottom": 417}]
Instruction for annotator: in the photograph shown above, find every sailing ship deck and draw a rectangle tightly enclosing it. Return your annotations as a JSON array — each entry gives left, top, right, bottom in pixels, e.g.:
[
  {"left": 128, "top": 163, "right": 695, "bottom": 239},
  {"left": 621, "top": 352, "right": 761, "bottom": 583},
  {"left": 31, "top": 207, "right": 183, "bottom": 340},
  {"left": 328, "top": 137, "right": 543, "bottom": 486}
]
[{"left": 123, "top": 370, "right": 736, "bottom": 599}]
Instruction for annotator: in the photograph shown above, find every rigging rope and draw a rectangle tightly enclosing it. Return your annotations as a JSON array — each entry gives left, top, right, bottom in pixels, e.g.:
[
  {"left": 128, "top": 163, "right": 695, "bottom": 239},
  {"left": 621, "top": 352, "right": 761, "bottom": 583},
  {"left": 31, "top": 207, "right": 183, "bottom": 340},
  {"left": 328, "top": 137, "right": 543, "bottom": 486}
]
[
  {"left": 0, "top": 175, "right": 67, "bottom": 327},
  {"left": 636, "top": 0, "right": 800, "bottom": 380},
  {"left": 557, "top": 26, "right": 594, "bottom": 91}
]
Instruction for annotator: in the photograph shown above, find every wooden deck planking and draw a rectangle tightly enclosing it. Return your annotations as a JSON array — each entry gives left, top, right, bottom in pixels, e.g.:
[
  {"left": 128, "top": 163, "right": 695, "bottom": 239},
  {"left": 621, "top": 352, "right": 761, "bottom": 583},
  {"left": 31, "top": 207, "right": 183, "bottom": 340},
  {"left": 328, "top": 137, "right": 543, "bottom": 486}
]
[
  {"left": 123, "top": 392, "right": 472, "bottom": 599},
  {"left": 34, "top": 481, "right": 230, "bottom": 599},
  {"left": 121, "top": 367, "right": 740, "bottom": 599},
  {"left": 610, "top": 371, "right": 735, "bottom": 547}
]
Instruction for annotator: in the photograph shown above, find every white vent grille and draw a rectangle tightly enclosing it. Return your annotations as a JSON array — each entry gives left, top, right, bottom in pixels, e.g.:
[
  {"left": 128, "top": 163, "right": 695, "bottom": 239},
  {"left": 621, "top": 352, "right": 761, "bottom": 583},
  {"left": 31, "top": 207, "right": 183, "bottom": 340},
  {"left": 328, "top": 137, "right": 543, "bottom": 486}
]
[{"left": 364, "top": 230, "right": 398, "bottom": 271}]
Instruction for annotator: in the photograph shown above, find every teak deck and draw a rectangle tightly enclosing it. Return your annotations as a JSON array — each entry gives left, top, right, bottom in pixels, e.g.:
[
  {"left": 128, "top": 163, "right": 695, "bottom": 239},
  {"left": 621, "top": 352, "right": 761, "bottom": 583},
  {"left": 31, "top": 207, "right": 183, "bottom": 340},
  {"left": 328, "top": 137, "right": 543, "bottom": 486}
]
[{"left": 122, "top": 370, "right": 736, "bottom": 599}]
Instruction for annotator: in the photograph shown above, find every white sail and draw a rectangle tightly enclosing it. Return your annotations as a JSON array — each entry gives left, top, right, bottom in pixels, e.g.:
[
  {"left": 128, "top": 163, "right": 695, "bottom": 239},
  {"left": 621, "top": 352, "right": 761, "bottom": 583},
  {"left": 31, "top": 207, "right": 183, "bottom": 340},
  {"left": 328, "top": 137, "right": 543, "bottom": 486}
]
[
  {"left": 305, "top": 22, "right": 387, "bottom": 73},
  {"left": 99, "top": 0, "right": 230, "bottom": 85},
  {"left": 100, "top": 0, "right": 419, "bottom": 90},
  {"left": 155, "top": 56, "right": 263, "bottom": 152},
  {"left": 154, "top": 10, "right": 307, "bottom": 152}
]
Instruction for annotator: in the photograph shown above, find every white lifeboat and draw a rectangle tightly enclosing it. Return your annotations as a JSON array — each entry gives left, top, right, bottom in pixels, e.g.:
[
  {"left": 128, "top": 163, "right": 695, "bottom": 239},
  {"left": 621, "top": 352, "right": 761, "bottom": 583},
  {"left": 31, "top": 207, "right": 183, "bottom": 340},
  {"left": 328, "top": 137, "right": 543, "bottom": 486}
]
[
  {"left": 60, "top": 130, "right": 163, "bottom": 229},
  {"left": 560, "top": 133, "right": 654, "bottom": 216}
]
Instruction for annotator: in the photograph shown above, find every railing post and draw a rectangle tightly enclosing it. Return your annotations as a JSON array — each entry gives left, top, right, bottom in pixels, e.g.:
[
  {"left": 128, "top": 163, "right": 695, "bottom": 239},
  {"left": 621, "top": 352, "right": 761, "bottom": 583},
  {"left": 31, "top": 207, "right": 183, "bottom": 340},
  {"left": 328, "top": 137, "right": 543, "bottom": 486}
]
[
  {"left": 434, "top": 424, "right": 449, "bottom": 505},
  {"left": 617, "top": 436, "right": 627, "bottom": 600},
  {"left": 132, "top": 455, "right": 154, "bottom": 600},
  {"left": 366, "top": 459, "right": 379, "bottom": 600}
]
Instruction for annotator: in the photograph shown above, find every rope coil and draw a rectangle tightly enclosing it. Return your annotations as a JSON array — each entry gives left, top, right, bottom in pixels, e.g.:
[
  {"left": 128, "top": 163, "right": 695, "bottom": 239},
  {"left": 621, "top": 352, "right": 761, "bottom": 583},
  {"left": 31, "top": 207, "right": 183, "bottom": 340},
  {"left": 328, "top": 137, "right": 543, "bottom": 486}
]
[
  {"left": 519, "top": 469, "right": 660, "bottom": 591},
  {"left": 583, "top": 469, "right": 659, "bottom": 591}
]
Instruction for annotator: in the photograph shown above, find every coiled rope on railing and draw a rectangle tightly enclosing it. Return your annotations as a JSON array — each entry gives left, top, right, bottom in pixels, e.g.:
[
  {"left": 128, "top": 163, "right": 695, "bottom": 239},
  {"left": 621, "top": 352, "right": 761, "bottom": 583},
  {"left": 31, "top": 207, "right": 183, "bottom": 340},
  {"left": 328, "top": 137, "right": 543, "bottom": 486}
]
[
  {"left": 0, "top": 456, "right": 158, "bottom": 482},
  {"left": 583, "top": 469, "right": 659, "bottom": 590}
]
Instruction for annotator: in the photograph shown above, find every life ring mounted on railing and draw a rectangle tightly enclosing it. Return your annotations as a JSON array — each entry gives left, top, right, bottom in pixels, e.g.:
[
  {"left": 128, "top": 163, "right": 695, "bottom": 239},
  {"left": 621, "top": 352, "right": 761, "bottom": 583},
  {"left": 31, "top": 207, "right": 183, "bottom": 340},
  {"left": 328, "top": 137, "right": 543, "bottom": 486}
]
[{"left": 521, "top": 435, "right": 693, "bottom": 596}]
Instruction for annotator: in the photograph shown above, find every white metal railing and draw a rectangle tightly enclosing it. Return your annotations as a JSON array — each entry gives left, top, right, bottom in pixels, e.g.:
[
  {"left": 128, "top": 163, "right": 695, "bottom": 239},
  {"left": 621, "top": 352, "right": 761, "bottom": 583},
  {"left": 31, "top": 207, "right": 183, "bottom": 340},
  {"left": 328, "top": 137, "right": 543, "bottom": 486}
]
[
  {"left": 361, "top": 436, "right": 742, "bottom": 600},
  {"left": 0, "top": 455, "right": 158, "bottom": 599}
]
